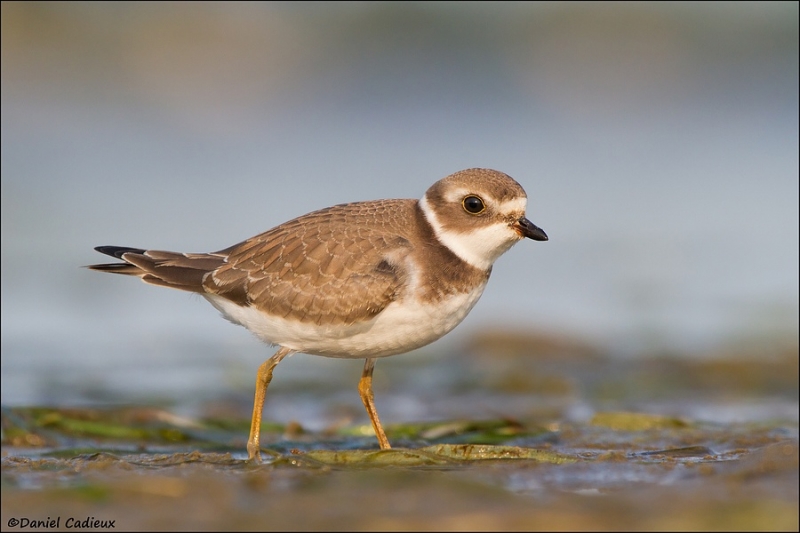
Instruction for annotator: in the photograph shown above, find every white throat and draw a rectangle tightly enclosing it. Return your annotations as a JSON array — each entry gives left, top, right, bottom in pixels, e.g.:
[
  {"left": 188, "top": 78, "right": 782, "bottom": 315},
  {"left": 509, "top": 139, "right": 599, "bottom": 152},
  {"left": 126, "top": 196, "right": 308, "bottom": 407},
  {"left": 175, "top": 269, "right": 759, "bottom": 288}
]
[{"left": 418, "top": 194, "right": 523, "bottom": 271}]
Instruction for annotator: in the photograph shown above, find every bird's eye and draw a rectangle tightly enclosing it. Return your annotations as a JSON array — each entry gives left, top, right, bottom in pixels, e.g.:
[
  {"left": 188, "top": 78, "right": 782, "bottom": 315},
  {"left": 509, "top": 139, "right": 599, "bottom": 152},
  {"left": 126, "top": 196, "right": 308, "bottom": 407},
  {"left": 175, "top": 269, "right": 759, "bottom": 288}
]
[{"left": 462, "top": 195, "right": 486, "bottom": 214}]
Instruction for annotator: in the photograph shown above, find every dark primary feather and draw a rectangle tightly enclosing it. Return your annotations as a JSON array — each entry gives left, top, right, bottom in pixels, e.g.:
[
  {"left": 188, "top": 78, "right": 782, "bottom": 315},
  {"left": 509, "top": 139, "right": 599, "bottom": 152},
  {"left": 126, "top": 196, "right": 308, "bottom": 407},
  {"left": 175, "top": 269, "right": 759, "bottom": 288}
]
[{"left": 93, "top": 245, "right": 147, "bottom": 259}]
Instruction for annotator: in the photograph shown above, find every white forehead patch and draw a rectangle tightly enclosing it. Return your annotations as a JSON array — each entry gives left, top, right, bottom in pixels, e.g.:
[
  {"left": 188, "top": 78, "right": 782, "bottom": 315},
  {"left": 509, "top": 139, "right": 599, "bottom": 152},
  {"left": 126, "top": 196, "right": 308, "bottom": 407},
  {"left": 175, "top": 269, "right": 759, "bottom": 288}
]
[{"left": 496, "top": 197, "right": 527, "bottom": 214}]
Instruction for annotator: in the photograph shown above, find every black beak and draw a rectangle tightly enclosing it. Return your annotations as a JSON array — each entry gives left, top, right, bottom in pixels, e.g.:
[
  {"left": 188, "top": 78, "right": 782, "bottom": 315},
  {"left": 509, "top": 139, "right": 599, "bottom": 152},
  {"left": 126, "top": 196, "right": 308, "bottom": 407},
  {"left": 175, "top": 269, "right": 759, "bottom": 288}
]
[{"left": 515, "top": 217, "right": 548, "bottom": 241}]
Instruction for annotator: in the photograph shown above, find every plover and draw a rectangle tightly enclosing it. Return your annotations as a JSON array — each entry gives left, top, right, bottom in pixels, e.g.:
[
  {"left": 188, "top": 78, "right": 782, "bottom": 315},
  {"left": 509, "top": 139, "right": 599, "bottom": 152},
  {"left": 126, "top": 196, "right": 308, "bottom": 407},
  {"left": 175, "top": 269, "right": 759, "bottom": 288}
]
[{"left": 89, "top": 168, "right": 548, "bottom": 460}]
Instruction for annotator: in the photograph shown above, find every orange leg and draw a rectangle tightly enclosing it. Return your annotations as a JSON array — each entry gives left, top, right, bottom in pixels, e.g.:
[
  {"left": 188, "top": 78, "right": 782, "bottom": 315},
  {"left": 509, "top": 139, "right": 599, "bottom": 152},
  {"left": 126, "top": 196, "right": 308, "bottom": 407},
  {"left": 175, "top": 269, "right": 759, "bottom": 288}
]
[
  {"left": 247, "top": 346, "right": 293, "bottom": 461},
  {"left": 358, "top": 358, "right": 391, "bottom": 449}
]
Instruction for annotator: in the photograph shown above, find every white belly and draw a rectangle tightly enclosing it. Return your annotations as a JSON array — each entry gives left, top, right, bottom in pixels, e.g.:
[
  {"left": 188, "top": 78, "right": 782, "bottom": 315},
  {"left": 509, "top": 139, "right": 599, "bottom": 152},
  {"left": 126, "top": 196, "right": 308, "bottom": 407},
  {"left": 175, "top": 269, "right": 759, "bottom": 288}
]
[{"left": 204, "top": 282, "right": 488, "bottom": 358}]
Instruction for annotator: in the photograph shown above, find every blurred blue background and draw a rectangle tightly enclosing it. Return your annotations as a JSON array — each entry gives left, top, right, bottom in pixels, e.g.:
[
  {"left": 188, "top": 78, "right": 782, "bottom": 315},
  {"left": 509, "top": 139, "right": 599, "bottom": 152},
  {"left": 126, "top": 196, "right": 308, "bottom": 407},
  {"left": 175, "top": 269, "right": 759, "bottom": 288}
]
[{"left": 2, "top": 2, "right": 798, "bottom": 411}]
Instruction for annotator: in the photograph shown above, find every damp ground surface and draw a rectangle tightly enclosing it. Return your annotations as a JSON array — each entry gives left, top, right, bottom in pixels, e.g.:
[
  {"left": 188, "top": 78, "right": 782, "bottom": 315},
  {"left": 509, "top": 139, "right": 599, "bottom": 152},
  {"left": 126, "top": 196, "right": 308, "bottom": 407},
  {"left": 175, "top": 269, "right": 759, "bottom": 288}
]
[{"left": 2, "top": 333, "right": 798, "bottom": 531}]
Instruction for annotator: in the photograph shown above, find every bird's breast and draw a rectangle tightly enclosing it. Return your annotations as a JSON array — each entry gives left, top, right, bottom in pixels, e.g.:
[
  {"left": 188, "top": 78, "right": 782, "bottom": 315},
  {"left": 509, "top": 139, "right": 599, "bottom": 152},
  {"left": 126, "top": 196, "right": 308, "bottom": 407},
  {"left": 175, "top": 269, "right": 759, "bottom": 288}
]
[{"left": 203, "top": 280, "right": 488, "bottom": 358}]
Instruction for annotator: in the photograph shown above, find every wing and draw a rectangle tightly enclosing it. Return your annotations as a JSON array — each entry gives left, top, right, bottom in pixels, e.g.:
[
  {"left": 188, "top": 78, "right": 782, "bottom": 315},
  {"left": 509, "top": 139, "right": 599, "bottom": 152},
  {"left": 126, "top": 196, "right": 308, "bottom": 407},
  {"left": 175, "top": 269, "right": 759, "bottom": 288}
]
[{"left": 204, "top": 201, "right": 415, "bottom": 327}]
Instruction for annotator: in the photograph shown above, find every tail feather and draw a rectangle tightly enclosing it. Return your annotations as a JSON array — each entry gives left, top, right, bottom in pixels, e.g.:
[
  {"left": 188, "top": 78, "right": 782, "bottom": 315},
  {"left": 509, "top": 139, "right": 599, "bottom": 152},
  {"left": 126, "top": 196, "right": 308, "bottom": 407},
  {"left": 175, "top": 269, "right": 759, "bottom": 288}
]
[
  {"left": 88, "top": 245, "right": 226, "bottom": 294},
  {"left": 87, "top": 262, "right": 142, "bottom": 275}
]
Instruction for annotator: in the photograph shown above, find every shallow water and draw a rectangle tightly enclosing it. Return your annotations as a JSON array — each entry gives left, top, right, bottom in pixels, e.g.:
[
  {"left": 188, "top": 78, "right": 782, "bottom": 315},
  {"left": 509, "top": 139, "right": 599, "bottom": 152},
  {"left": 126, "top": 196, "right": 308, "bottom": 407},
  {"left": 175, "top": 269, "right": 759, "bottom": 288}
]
[
  {"left": 2, "top": 411, "right": 797, "bottom": 531},
  {"left": 3, "top": 343, "right": 797, "bottom": 531}
]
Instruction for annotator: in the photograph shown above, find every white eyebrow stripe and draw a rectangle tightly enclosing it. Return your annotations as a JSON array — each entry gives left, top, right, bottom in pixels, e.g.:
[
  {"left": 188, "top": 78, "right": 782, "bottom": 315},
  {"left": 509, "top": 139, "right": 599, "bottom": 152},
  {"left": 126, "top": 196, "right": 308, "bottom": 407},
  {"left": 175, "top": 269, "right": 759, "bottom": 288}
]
[
  {"left": 442, "top": 188, "right": 527, "bottom": 214},
  {"left": 442, "top": 187, "right": 473, "bottom": 203}
]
